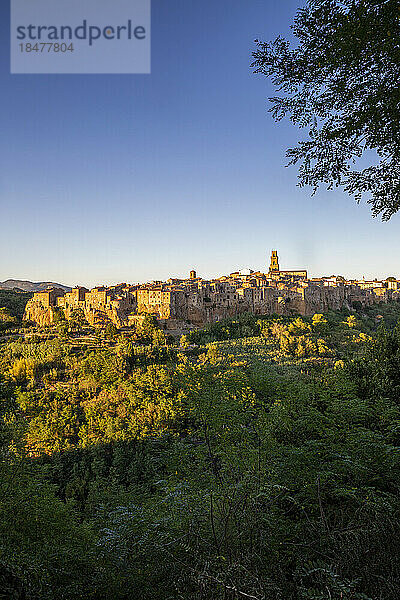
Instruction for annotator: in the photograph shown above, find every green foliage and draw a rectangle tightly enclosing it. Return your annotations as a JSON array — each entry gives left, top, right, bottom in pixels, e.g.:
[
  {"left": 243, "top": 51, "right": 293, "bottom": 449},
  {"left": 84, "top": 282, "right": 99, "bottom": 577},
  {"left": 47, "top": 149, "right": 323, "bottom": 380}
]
[
  {"left": 152, "top": 328, "right": 166, "bottom": 347},
  {"left": 52, "top": 306, "right": 65, "bottom": 324},
  {"left": 68, "top": 307, "right": 88, "bottom": 331},
  {"left": 0, "top": 307, "right": 19, "bottom": 333},
  {"left": 78, "top": 349, "right": 125, "bottom": 386},
  {"left": 252, "top": 0, "right": 400, "bottom": 219},
  {"left": 79, "top": 367, "right": 183, "bottom": 446},
  {"left": 2, "top": 338, "right": 68, "bottom": 388},
  {"left": 312, "top": 313, "right": 328, "bottom": 332},
  {"left": 179, "top": 333, "right": 189, "bottom": 348},
  {"left": 343, "top": 314, "right": 358, "bottom": 328},
  {"left": 347, "top": 323, "right": 400, "bottom": 406},
  {"left": 288, "top": 317, "right": 311, "bottom": 336},
  {"left": 0, "top": 459, "right": 96, "bottom": 599},
  {"left": 1, "top": 304, "right": 400, "bottom": 598},
  {"left": 104, "top": 322, "right": 118, "bottom": 338},
  {"left": 0, "top": 308, "right": 16, "bottom": 324},
  {"left": 0, "top": 289, "right": 32, "bottom": 319},
  {"left": 187, "top": 312, "right": 273, "bottom": 344}
]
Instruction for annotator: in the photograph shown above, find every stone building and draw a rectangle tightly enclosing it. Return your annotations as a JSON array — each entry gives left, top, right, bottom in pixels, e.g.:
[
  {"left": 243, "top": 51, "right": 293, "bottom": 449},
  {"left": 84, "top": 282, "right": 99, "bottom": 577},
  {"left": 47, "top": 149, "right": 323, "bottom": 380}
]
[
  {"left": 23, "top": 288, "right": 67, "bottom": 326},
  {"left": 23, "top": 250, "right": 399, "bottom": 329}
]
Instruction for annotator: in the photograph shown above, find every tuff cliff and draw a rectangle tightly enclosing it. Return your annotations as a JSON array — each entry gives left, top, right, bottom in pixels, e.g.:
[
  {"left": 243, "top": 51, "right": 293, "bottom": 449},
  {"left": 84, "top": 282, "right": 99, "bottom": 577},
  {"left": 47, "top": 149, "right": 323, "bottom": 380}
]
[{"left": 24, "top": 299, "right": 57, "bottom": 326}]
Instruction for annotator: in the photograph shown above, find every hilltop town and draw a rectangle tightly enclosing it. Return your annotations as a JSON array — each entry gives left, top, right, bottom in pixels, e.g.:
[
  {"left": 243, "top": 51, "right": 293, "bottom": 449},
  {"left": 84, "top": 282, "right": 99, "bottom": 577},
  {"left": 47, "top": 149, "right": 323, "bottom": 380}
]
[{"left": 24, "top": 251, "right": 400, "bottom": 330}]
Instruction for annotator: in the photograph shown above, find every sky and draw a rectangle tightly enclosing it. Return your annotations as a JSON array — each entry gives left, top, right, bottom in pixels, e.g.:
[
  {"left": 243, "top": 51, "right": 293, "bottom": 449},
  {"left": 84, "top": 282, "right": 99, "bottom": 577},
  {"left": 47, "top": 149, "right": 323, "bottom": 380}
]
[{"left": 1, "top": 0, "right": 400, "bottom": 288}]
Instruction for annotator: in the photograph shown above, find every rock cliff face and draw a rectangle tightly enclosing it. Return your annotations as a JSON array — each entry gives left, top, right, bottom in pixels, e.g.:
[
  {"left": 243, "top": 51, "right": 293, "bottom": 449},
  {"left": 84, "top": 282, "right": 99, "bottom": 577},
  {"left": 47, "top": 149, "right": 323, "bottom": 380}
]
[
  {"left": 24, "top": 299, "right": 57, "bottom": 326},
  {"left": 82, "top": 305, "right": 130, "bottom": 328},
  {"left": 23, "top": 280, "right": 396, "bottom": 331}
]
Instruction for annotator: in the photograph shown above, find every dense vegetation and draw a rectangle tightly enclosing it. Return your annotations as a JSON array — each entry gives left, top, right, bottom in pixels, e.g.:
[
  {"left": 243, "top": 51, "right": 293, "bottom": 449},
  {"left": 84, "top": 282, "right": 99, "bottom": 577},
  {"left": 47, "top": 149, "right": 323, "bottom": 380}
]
[
  {"left": 1, "top": 300, "right": 400, "bottom": 599},
  {"left": 252, "top": 0, "right": 400, "bottom": 219},
  {"left": 0, "top": 289, "right": 32, "bottom": 317}
]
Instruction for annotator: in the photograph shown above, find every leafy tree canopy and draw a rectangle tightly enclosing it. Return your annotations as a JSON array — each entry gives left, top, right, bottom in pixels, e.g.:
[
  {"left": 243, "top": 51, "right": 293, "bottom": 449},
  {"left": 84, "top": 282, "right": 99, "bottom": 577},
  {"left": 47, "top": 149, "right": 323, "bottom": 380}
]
[{"left": 252, "top": 0, "right": 400, "bottom": 220}]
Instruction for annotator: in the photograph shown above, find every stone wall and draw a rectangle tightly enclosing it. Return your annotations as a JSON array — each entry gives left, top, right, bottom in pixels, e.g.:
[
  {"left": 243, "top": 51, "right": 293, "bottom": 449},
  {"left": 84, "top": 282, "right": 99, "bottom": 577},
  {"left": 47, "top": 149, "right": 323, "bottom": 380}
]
[{"left": 24, "top": 279, "right": 396, "bottom": 330}]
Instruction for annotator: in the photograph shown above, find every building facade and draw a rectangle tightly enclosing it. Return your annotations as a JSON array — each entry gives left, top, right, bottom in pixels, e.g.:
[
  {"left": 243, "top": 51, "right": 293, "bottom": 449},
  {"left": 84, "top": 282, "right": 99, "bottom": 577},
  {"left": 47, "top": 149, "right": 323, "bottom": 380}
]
[{"left": 24, "top": 251, "right": 400, "bottom": 329}]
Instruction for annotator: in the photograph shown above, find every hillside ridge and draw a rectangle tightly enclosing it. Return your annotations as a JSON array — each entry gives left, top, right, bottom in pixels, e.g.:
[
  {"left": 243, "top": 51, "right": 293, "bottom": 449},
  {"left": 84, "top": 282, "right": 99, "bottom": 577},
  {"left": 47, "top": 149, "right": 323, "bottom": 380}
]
[{"left": 0, "top": 279, "right": 71, "bottom": 292}]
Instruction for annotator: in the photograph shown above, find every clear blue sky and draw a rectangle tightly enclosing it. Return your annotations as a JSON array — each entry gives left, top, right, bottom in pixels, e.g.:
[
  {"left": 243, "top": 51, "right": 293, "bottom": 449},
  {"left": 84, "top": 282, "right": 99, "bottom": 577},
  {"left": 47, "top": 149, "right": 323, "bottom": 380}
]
[{"left": 1, "top": 0, "right": 400, "bottom": 287}]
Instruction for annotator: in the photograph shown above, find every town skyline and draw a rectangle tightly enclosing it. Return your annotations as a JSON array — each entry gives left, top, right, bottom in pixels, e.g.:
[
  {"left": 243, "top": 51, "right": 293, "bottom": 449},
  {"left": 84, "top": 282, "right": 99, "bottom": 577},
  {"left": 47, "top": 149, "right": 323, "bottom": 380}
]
[
  {"left": 3, "top": 246, "right": 400, "bottom": 292},
  {"left": 25, "top": 250, "right": 400, "bottom": 332},
  {"left": 2, "top": 0, "right": 400, "bottom": 287}
]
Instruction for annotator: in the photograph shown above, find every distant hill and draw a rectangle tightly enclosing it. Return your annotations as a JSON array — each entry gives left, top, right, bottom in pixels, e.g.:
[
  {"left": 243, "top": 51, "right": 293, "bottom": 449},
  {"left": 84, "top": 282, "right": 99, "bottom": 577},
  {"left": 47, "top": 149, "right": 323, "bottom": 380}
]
[{"left": 0, "top": 279, "right": 71, "bottom": 292}]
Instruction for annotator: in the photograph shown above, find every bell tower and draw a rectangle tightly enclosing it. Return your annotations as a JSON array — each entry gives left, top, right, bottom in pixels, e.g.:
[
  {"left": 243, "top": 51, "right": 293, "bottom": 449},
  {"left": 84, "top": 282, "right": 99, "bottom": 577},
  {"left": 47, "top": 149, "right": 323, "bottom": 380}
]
[{"left": 269, "top": 250, "right": 280, "bottom": 273}]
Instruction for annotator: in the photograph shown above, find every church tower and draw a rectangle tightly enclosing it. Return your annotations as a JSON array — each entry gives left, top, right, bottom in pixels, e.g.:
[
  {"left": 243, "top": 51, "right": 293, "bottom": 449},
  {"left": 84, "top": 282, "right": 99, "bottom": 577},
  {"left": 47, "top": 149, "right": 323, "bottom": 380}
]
[{"left": 269, "top": 250, "right": 280, "bottom": 273}]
